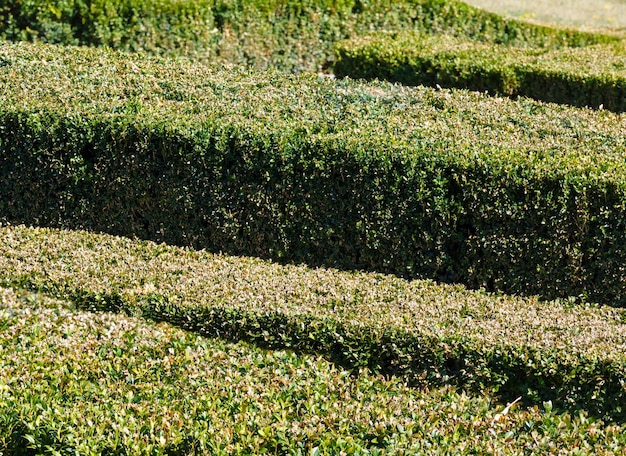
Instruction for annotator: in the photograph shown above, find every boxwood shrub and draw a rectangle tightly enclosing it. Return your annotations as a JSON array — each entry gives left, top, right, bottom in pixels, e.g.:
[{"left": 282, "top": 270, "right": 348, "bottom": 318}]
[
  {"left": 1, "top": 226, "right": 626, "bottom": 423},
  {"left": 2, "top": 42, "right": 626, "bottom": 306},
  {"left": 0, "top": 0, "right": 218, "bottom": 54},
  {"left": 334, "top": 31, "right": 626, "bottom": 111},
  {"left": 3, "top": 287, "right": 625, "bottom": 453},
  {"left": 0, "top": 0, "right": 623, "bottom": 72}
]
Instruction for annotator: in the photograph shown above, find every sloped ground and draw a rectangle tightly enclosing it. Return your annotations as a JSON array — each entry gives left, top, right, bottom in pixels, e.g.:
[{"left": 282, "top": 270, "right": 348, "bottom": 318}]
[{"left": 467, "top": 0, "right": 626, "bottom": 30}]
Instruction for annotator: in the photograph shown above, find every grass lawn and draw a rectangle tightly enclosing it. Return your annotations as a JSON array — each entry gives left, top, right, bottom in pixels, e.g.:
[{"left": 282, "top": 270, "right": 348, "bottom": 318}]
[{"left": 466, "top": 0, "right": 626, "bottom": 30}]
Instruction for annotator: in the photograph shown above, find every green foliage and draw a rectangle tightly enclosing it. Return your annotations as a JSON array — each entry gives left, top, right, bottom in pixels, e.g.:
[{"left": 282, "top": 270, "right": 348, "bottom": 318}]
[
  {"left": 0, "top": 0, "right": 623, "bottom": 72},
  {"left": 2, "top": 42, "right": 626, "bottom": 306},
  {"left": 2, "top": 3, "right": 626, "bottom": 453},
  {"left": 334, "top": 32, "right": 626, "bottom": 111},
  {"left": 1, "top": 226, "right": 626, "bottom": 423},
  {"left": 0, "top": 0, "right": 218, "bottom": 55},
  {"left": 2, "top": 287, "right": 624, "bottom": 454}
]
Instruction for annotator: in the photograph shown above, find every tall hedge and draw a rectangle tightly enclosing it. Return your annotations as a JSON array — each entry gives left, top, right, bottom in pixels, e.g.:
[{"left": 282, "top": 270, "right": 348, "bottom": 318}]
[
  {"left": 2, "top": 42, "right": 626, "bottom": 305},
  {"left": 334, "top": 32, "right": 626, "bottom": 111},
  {"left": 0, "top": 0, "right": 623, "bottom": 72}
]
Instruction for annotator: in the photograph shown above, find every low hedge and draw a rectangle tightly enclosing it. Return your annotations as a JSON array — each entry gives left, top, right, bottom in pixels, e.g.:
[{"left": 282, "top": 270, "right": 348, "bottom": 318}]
[
  {"left": 334, "top": 32, "right": 626, "bottom": 111},
  {"left": 2, "top": 226, "right": 626, "bottom": 423},
  {"left": 3, "top": 42, "right": 626, "bottom": 305},
  {"left": 0, "top": 0, "right": 624, "bottom": 72},
  {"left": 3, "top": 287, "right": 625, "bottom": 454}
]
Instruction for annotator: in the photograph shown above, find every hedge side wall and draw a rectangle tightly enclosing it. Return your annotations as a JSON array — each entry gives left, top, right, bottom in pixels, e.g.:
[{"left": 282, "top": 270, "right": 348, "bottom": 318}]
[
  {"left": 0, "top": 0, "right": 623, "bottom": 72},
  {"left": 0, "top": 0, "right": 218, "bottom": 54},
  {"left": 2, "top": 43, "right": 626, "bottom": 305},
  {"left": 334, "top": 32, "right": 626, "bottom": 111}
]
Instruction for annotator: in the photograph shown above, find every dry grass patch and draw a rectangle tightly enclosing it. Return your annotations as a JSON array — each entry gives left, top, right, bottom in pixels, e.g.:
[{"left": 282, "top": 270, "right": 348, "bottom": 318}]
[{"left": 466, "top": 0, "right": 626, "bottom": 31}]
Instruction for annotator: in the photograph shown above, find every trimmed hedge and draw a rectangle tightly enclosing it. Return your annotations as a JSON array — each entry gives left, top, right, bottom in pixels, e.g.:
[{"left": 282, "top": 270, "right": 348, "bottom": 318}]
[
  {"left": 334, "top": 32, "right": 626, "bottom": 111},
  {"left": 2, "top": 42, "right": 626, "bottom": 305},
  {"left": 0, "top": 0, "right": 624, "bottom": 72},
  {"left": 3, "top": 287, "right": 625, "bottom": 453},
  {"left": 0, "top": 0, "right": 218, "bottom": 55},
  {"left": 2, "top": 226, "right": 626, "bottom": 422}
]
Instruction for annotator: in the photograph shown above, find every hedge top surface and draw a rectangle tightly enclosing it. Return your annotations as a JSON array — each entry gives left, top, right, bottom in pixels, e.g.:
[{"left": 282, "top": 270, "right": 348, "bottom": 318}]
[
  {"left": 336, "top": 31, "right": 626, "bottom": 80},
  {"left": 333, "top": 32, "right": 626, "bottom": 111},
  {"left": 1, "top": 42, "right": 626, "bottom": 182},
  {"left": 2, "top": 225, "right": 626, "bottom": 365},
  {"left": 0, "top": 288, "right": 506, "bottom": 454},
  {"left": 3, "top": 287, "right": 625, "bottom": 454}
]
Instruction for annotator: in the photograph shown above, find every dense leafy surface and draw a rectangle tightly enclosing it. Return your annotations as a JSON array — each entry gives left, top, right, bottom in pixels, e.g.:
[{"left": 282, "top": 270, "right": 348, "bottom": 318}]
[
  {"left": 1, "top": 225, "right": 625, "bottom": 423},
  {"left": 2, "top": 2, "right": 626, "bottom": 452},
  {"left": 0, "top": 0, "right": 626, "bottom": 456},
  {"left": 335, "top": 32, "right": 626, "bottom": 111},
  {"left": 2, "top": 42, "right": 626, "bottom": 304},
  {"left": 0, "top": 0, "right": 624, "bottom": 73},
  {"left": 2, "top": 287, "right": 626, "bottom": 454}
]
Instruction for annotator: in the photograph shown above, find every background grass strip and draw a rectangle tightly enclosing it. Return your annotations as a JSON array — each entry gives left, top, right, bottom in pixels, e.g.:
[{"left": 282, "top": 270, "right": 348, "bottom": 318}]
[
  {"left": 334, "top": 32, "right": 626, "bottom": 111},
  {"left": 1, "top": 225, "right": 625, "bottom": 422},
  {"left": 466, "top": 0, "right": 626, "bottom": 31}
]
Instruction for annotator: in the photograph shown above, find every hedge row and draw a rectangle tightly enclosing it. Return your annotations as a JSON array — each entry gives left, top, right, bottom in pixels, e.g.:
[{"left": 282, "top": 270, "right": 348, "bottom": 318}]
[
  {"left": 1, "top": 0, "right": 624, "bottom": 72},
  {"left": 334, "top": 32, "right": 626, "bottom": 111},
  {"left": 1, "top": 225, "right": 626, "bottom": 423},
  {"left": 3, "top": 287, "right": 625, "bottom": 454},
  {"left": 2, "top": 42, "right": 626, "bottom": 305},
  {"left": 0, "top": 0, "right": 218, "bottom": 55}
]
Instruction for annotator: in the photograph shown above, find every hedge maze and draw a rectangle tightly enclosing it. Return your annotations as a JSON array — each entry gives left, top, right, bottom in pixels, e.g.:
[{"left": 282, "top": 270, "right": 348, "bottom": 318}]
[{"left": 1, "top": 0, "right": 626, "bottom": 453}]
